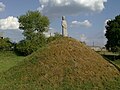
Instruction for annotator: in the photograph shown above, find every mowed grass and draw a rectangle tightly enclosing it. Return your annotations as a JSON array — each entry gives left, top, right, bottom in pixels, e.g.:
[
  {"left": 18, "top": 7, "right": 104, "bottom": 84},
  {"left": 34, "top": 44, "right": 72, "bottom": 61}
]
[{"left": 0, "top": 51, "right": 25, "bottom": 73}]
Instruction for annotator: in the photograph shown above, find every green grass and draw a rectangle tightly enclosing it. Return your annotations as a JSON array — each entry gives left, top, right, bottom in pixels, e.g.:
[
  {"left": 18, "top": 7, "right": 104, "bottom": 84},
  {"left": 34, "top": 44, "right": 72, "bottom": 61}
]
[
  {"left": 0, "top": 51, "right": 25, "bottom": 73},
  {"left": 113, "top": 60, "right": 120, "bottom": 65},
  {"left": 112, "top": 60, "right": 120, "bottom": 69}
]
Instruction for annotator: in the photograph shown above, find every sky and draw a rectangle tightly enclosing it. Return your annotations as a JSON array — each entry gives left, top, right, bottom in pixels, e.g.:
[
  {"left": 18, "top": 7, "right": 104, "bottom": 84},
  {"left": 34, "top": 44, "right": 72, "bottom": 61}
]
[{"left": 0, "top": 0, "right": 120, "bottom": 47}]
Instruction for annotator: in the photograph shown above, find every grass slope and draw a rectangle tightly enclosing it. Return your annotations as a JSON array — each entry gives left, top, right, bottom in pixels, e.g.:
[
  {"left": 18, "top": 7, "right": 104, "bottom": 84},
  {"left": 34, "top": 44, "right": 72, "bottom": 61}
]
[
  {"left": 112, "top": 60, "right": 120, "bottom": 66},
  {"left": 0, "top": 51, "right": 25, "bottom": 73},
  {"left": 0, "top": 37, "right": 120, "bottom": 90}
]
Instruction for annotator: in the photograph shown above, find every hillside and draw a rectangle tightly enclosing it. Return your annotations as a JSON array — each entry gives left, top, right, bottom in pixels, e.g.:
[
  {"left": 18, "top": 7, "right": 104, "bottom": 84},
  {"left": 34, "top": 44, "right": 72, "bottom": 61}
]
[
  {"left": 0, "top": 51, "right": 25, "bottom": 73},
  {"left": 0, "top": 37, "right": 120, "bottom": 90}
]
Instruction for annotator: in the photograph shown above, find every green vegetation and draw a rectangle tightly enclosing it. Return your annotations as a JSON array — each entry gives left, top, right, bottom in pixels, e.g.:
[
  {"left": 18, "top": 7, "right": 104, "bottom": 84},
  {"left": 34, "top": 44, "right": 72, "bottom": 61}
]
[
  {"left": 47, "top": 32, "right": 62, "bottom": 43},
  {"left": 15, "top": 11, "right": 50, "bottom": 56},
  {"left": 0, "top": 37, "right": 120, "bottom": 90},
  {"left": 0, "top": 38, "right": 12, "bottom": 51},
  {"left": 15, "top": 34, "right": 47, "bottom": 56},
  {"left": 0, "top": 11, "right": 120, "bottom": 89},
  {"left": 0, "top": 51, "right": 25, "bottom": 72},
  {"left": 19, "top": 10, "right": 49, "bottom": 39},
  {"left": 98, "top": 51, "right": 120, "bottom": 73},
  {"left": 105, "top": 15, "right": 120, "bottom": 52},
  {"left": 112, "top": 60, "right": 120, "bottom": 67}
]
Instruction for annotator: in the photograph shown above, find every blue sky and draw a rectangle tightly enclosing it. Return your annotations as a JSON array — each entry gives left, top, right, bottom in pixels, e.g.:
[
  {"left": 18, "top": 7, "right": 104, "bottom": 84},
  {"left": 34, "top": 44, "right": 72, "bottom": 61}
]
[{"left": 0, "top": 0, "right": 120, "bottom": 47}]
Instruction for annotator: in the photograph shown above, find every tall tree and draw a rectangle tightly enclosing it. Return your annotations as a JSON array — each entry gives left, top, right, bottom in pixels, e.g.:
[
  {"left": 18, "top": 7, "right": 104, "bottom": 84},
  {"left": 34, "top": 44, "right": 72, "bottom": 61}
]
[
  {"left": 15, "top": 11, "right": 50, "bottom": 56},
  {"left": 105, "top": 15, "right": 120, "bottom": 52},
  {"left": 19, "top": 10, "right": 50, "bottom": 39}
]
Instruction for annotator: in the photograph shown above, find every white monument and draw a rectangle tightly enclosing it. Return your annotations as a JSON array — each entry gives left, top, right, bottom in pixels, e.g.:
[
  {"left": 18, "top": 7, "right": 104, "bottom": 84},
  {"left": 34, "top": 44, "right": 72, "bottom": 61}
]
[{"left": 61, "top": 16, "right": 68, "bottom": 37}]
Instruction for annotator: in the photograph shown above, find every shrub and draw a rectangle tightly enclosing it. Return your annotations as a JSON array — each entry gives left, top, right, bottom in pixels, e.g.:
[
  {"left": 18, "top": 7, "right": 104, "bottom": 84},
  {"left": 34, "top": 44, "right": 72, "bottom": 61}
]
[
  {"left": 0, "top": 37, "right": 12, "bottom": 51},
  {"left": 47, "top": 32, "right": 62, "bottom": 43},
  {"left": 15, "top": 34, "right": 47, "bottom": 56}
]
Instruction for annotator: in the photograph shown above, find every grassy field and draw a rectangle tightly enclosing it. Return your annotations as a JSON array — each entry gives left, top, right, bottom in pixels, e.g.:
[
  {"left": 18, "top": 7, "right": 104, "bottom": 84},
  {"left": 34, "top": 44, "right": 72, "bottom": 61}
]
[{"left": 0, "top": 51, "right": 25, "bottom": 73}]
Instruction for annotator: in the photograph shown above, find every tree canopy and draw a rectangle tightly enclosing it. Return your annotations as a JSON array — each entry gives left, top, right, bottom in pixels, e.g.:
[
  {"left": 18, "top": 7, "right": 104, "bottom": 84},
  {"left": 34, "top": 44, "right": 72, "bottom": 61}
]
[
  {"left": 0, "top": 37, "right": 12, "bottom": 51},
  {"left": 105, "top": 15, "right": 120, "bottom": 52},
  {"left": 15, "top": 11, "right": 50, "bottom": 56},
  {"left": 19, "top": 11, "right": 50, "bottom": 39}
]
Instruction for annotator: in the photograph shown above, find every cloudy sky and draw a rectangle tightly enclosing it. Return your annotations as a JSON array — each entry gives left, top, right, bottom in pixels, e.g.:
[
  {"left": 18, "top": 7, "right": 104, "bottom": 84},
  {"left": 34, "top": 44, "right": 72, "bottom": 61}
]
[{"left": 0, "top": 0, "right": 120, "bottom": 46}]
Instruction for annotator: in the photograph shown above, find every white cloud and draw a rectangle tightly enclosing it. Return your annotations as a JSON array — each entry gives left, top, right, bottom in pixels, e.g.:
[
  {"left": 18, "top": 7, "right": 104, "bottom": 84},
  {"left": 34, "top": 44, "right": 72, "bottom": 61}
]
[
  {"left": 102, "top": 19, "right": 111, "bottom": 46},
  {"left": 0, "top": 2, "right": 5, "bottom": 12},
  {"left": 0, "top": 16, "right": 20, "bottom": 30},
  {"left": 71, "top": 20, "right": 92, "bottom": 28},
  {"left": 103, "top": 19, "right": 111, "bottom": 34},
  {"left": 38, "top": 0, "right": 107, "bottom": 17}
]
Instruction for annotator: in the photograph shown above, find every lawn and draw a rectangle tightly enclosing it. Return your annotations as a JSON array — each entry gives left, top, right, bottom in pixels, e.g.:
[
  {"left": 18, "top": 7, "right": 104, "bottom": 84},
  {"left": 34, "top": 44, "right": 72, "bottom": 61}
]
[{"left": 0, "top": 51, "right": 25, "bottom": 73}]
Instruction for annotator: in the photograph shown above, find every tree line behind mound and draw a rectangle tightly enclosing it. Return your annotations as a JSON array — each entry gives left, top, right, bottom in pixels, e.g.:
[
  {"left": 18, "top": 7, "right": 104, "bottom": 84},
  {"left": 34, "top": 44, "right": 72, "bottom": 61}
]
[
  {"left": 0, "top": 11, "right": 62, "bottom": 56},
  {"left": 0, "top": 10, "right": 120, "bottom": 56}
]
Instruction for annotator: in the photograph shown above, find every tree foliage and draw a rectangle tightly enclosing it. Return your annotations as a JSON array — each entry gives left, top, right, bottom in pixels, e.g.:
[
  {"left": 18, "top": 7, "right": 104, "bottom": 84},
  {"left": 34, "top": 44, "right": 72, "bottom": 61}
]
[
  {"left": 15, "top": 11, "right": 50, "bottom": 56},
  {"left": 0, "top": 37, "right": 12, "bottom": 51},
  {"left": 15, "top": 34, "right": 46, "bottom": 56},
  {"left": 19, "top": 10, "right": 50, "bottom": 39},
  {"left": 105, "top": 15, "right": 120, "bottom": 52}
]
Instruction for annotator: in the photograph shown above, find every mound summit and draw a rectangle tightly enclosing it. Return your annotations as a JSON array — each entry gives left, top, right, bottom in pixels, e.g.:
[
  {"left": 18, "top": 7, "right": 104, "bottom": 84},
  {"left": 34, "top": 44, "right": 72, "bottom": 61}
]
[{"left": 0, "top": 37, "right": 120, "bottom": 90}]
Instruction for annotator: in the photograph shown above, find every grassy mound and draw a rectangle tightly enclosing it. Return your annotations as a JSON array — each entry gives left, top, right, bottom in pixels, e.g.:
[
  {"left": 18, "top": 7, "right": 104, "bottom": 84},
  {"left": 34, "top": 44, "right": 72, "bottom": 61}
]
[
  {"left": 0, "top": 37, "right": 120, "bottom": 90},
  {"left": 0, "top": 51, "right": 25, "bottom": 73}
]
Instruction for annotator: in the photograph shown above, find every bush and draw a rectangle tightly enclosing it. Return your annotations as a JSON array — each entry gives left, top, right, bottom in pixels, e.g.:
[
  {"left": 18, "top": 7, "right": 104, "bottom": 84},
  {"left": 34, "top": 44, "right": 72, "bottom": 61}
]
[
  {"left": 47, "top": 33, "right": 62, "bottom": 43},
  {"left": 15, "top": 34, "right": 47, "bottom": 56},
  {"left": 0, "top": 37, "right": 12, "bottom": 51}
]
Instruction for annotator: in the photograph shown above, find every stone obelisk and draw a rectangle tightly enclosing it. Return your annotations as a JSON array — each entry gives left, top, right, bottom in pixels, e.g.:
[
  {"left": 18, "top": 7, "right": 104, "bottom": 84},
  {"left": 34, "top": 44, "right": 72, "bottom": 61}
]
[{"left": 61, "top": 16, "right": 68, "bottom": 37}]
